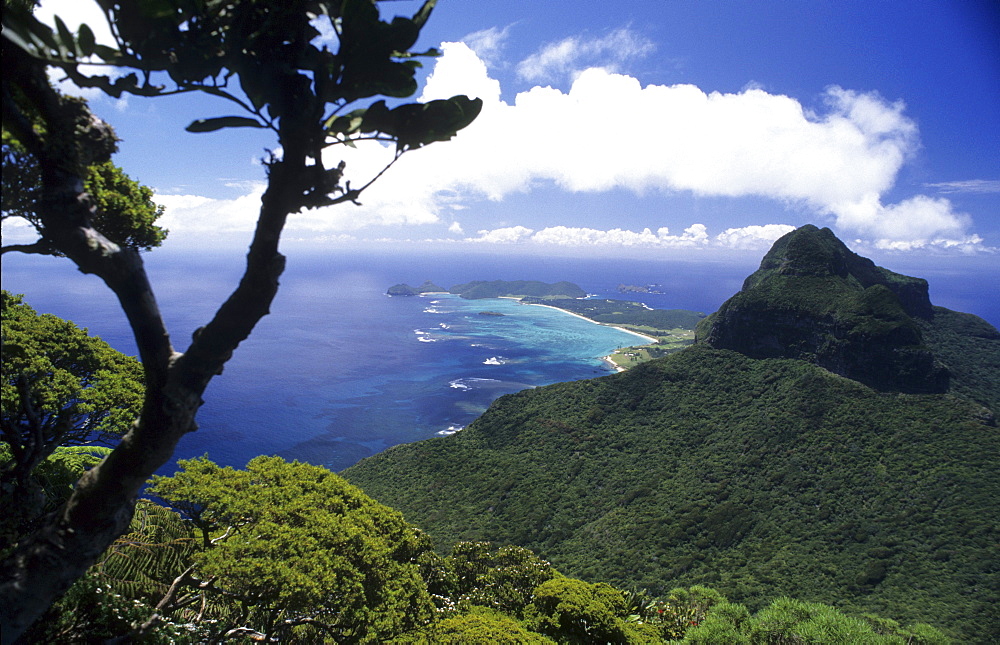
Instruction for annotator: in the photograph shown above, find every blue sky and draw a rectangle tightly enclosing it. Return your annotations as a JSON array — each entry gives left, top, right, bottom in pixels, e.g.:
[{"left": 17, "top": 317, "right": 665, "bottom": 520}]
[{"left": 9, "top": 0, "right": 1000, "bottom": 259}]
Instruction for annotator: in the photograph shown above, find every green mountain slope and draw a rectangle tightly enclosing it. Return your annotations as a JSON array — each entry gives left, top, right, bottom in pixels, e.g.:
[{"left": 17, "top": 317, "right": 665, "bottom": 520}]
[
  {"left": 696, "top": 225, "right": 946, "bottom": 393},
  {"left": 344, "top": 227, "right": 999, "bottom": 641},
  {"left": 345, "top": 348, "right": 997, "bottom": 640}
]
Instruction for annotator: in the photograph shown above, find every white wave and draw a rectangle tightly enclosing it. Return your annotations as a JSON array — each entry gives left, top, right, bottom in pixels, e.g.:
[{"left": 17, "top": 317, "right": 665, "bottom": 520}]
[
  {"left": 483, "top": 356, "right": 506, "bottom": 365},
  {"left": 437, "top": 425, "right": 464, "bottom": 436},
  {"left": 424, "top": 307, "right": 441, "bottom": 314},
  {"left": 439, "top": 323, "right": 450, "bottom": 329},
  {"left": 414, "top": 329, "right": 437, "bottom": 343},
  {"left": 449, "top": 377, "right": 503, "bottom": 391}
]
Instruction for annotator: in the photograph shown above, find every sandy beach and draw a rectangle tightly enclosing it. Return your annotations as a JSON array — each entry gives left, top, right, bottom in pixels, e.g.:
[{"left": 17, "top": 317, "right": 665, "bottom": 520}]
[
  {"left": 602, "top": 355, "right": 628, "bottom": 372},
  {"left": 522, "top": 302, "right": 659, "bottom": 344}
]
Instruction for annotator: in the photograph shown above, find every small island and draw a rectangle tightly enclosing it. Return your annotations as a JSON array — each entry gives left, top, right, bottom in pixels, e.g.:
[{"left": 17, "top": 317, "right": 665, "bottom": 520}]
[
  {"left": 386, "top": 280, "right": 446, "bottom": 296},
  {"left": 617, "top": 283, "right": 666, "bottom": 294}
]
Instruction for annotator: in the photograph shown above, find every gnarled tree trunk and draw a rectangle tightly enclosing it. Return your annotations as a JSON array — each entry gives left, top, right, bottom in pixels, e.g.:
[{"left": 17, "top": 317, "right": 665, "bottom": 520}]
[{"left": 0, "top": 48, "right": 309, "bottom": 643}]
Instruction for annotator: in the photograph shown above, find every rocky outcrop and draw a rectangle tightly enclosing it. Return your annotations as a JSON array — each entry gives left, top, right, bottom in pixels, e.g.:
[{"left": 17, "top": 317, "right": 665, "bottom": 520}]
[
  {"left": 386, "top": 280, "right": 446, "bottom": 296},
  {"left": 697, "top": 225, "right": 948, "bottom": 393}
]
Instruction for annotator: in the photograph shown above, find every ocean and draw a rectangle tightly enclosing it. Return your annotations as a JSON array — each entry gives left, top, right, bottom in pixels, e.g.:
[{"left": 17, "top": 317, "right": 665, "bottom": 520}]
[{"left": 3, "top": 247, "right": 997, "bottom": 474}]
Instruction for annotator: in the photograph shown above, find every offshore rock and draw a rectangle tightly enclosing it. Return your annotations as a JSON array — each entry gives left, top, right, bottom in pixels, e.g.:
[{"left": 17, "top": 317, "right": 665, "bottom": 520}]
[{"left": 696, "top": 225, "right": 947, "bottom": 393}]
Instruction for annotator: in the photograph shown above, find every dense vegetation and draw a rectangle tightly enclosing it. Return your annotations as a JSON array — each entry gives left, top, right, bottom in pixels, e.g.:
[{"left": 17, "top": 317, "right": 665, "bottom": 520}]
[
  {"left": 528, "top": 297, "right": 705, "bottom": 334},
  {"left": 1, "top": 291, "right": 144, "bottom": 545},
  {"left": 17, "top": 455, "right": 952, "bottom": 643},
  {"left": 696, "top": 226, "right": 944, "bottom": 393},
  {"left": 345, "top": 344, "right": 998, "bottom": 641},
  {"left": 1, "top": 0, "right": 482, "bottom": 633},
  {"left": 3, "top": 291, "right": 966, "bottom": 641},
  {"left": 916, "top": 306, "right": 1000, "bottom": 413},
  {"left": 348, "top": 225, "right": 1000, "bottom": 645}
]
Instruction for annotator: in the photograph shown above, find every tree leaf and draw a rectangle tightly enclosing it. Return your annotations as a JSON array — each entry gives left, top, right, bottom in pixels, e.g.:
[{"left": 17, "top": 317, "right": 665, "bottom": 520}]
[
  {"left": 53, "top": 15, "right": 75, "bottom": 59},
  {"left": 185, "top": 116, "right": 266, "bottom": 133},
  {"left": 77, "top": 23, "right": 96, "bottom": 58}
]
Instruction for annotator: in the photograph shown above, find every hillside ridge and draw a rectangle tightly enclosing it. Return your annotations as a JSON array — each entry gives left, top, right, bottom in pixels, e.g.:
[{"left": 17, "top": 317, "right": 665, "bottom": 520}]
[
  {"left": 696, "top": 225, "right": 947, "bottom": 393},
  {"left": 345, "top": 226, "right": 1000, "bottom": 641}
]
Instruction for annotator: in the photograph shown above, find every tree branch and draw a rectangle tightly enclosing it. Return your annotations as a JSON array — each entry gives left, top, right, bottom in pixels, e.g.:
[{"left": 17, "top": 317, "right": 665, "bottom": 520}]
[{"left": 0, "top": 241, "right": 57, "bottom": 255}]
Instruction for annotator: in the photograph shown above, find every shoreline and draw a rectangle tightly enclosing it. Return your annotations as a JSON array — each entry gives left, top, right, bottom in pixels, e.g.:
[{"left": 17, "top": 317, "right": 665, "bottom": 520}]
[
  {"left": 522, "top": 302, "right": 659, "bottom": 344},
  {"left": 602, "top": 355, "right": 628, "bottom": 373}
]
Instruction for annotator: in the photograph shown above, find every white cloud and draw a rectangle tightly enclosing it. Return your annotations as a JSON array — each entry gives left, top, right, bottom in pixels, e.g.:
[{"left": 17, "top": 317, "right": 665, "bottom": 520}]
[
  {"left": 465, "top": 224, "right": 709, "bottom": 248},
  {"left": 448, "top": 221, "right": 464, "bottom": 235},
  {"left": 716, "top": 225, "right": 797, "bottom": 250},
  {"left": 347, "top": 42, "right": 977, "bottom": 249},
  {"left": 37, "top": 0, "right": 114, "bottom": 46},
  {"left": 154, "top": 185, "right": 265, "bottom": 235},
  {"left": 832, "top": 194, "right": 971, "bottom": 242},
  {"left": 36, "top": 1, "right": 134, "bottom": 101},
  {"left": 469, "top": 226, "right": 535, "bottom": 244},
  {"left": 107, "top": 35, "right": 984, "bottom": 253},
  {"left": 925, "top": 179, "right": 1000, "bottom": 194},
  {"left": 516, "top": 27, "right": 655, "bottom": 83},
  {"left": 462, "top": 25, "right": 514, "bottom": 68},
  {"left": 530, "top": 224, "right": 709, "bottom": 247}
]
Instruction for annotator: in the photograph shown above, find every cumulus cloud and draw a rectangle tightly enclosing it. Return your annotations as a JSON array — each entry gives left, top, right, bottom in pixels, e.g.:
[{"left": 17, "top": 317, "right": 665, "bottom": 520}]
[
  {"left": 155, "top": 185, "right": 266, "bottom": 234},
  {"left": 465, "top": 224, "right": 710, "bottom": 248},
  {"left": 716, "top": 225, "right": 797, "bottom": 250},
  {"left": 129, "top": 33, "right": 984, "bottom": 251},
  {"left": 469, "top": 226, "right": 535, "bottom": 244},
  {"left": 516, "top": 27, "right": 656, "bottom": 83},
  {"left": 388, "top": 42, "right": 977, "bottom": 249}
]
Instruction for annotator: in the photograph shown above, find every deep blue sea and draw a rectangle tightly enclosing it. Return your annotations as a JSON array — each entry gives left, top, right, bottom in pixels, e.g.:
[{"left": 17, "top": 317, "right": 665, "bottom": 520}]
[{"left": 3, "top": 247, "right": 997, "bottom": 474}]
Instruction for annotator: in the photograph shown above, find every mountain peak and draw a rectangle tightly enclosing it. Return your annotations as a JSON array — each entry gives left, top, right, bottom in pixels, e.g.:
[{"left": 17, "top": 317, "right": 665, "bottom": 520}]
[
  {"left": 697, "top": 225, "right": 946, "bottom": 393},
  {"left": 746, "top": 225, "right": 933, "bottom": 318}
]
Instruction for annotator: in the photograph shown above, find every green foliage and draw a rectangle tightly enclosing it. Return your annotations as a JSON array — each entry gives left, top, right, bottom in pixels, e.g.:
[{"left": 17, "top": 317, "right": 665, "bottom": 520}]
[
  {"left": 917, "top": 306, "right": 1000, "bottom": 413},
  {"left": 32, "top": 444, "right": 112, "bottom": 501},
  {"left": 84, "top": 160, "right": 167, "bottom": 251},
  {"left": 2, "top": 142, "right": 167, "bottom": 253},
  {"left": 1, "top": 291, "right": 145, "bottom": 444},
  {"left": 149, "top": 455, "right": 436, "bottom": 642},
  {"left": 532, "top": 297, "right": 705, "bottom": 332},
  {"left": 17, "top": 572, "right": 174, "bottom": 644},
  {"left": 442, "top": 541, "right": 557, "bottom": 615},
  {"left": 394, "top": 607, "right": 557, "bottom": 644},
  {"left": 25, "top": 500, "right": 211, "bottom": 643},
  {"left": 345, "top": 344, "right": 999, "bottom": 642},
  {"left": 3, "top": 0, "right": 482, "bottom": 179},
  {"left": 523, "top": 577, "right": 647, "bottom": 644},
  {"left": 1, "top": 291, "right": 143, "bottom": 543},
  {"left": 737, "top": 596, "right": 941, "bottom": 644},
  {"left": 698, "top": 225, "right": 945, "bottom": 393},
  {"left": 41, "top": 460, "right": 956, "bottom": 643},
  {"left": 92, "top": 500, "right": 198, "bottom": 606}
]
